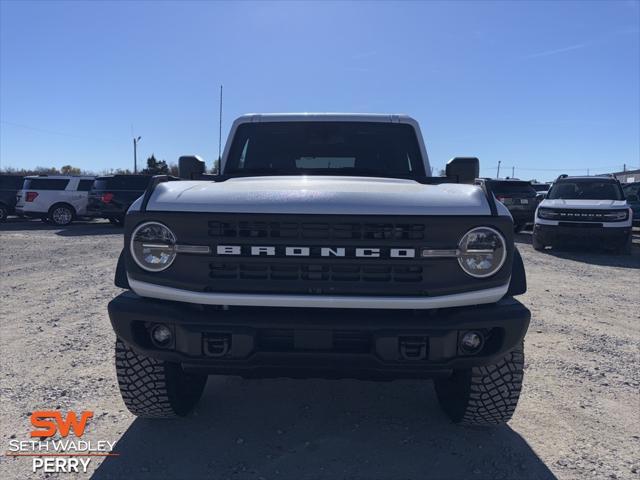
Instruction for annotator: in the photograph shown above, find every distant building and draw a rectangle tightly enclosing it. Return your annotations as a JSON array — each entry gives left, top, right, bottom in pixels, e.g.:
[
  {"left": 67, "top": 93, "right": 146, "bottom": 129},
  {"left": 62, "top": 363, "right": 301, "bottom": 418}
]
[{"left": 611, "top": 169, "right": 640, "bottom": 184}]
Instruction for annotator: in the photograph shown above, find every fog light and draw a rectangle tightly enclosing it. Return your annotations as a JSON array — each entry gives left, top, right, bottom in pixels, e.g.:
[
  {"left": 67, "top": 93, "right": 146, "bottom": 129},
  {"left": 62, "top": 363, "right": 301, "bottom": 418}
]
[
  {"left": 151, "top": 324, "right": 172, "bottom": 347},
  {"left": 460, "top": 331, "right": 484, "bottom": 354}
]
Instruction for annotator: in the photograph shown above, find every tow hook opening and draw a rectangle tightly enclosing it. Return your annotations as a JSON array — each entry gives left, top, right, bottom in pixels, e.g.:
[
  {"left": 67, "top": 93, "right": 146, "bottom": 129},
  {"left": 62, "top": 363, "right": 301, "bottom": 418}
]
[
  {"left": 398, "top": 336, "right": 428, "bottom": 361},
  {"left": 203, "top": 334, "right": 232, "bottom": 357}
]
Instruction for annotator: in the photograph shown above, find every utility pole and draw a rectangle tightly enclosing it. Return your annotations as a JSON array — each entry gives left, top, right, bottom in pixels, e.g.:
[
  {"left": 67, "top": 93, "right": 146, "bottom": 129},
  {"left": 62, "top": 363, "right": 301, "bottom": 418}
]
[
  {"left": 496, "top": 161, "right": 501, "bottom": 179},
  {"left": 218, "top": 85, "right": 223, "bottom": 165},
  {"left": 512, "top": 166, "right": 515, "bottom": 178},
  {"left": 133, "top": 136, "right": 141, "bottom": 174}
]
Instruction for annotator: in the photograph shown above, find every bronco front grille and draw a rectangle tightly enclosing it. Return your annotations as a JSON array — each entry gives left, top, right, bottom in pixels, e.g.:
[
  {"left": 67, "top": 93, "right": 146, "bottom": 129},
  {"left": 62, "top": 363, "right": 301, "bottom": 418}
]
[
  {"left": 127, "top": 212, "right": 514, "bottom": 297},
  {"left": 549, "top": 209, "right": 626, "bottom": 222}
]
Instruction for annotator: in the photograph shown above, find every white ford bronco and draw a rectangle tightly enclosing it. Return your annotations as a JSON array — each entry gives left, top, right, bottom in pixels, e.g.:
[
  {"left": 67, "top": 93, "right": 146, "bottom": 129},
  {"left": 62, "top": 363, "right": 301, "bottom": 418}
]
[
  {"left": 533, "top": 174, "right": 633, "bottom": 254},
  {"left": 108, "top": 114, "right": 530, "bottom": 426}
]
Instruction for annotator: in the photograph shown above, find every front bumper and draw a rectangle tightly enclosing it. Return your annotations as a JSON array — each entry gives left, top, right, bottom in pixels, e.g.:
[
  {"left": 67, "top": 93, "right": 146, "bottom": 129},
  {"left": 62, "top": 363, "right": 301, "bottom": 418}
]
[
  {"left": 108, "top": 292, "right": 530, "bottom": 380},
  {"left": 534, "top": 223, "right": 631, "bottom": 246}
]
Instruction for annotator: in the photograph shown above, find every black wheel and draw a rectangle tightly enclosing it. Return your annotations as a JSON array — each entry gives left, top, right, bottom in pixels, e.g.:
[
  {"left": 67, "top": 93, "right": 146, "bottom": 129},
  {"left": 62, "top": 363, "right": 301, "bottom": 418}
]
[
  {"left": 109, "top": 217, "right": 124, "bottom": 227},
  {"left": 115, "top": 339, "right": 207, "bottom": 418},
  {"left": 0, "top": 205, "right": 7, "bottom": 223},
  {"left": 532, "top": 232, "right": 545, "bottom": 251},
  {"left": 48, "top": 204, "right": 75, "bottom": 226},
  {"left": 435, "top": 342, "right": 524, "bottom": 426}
]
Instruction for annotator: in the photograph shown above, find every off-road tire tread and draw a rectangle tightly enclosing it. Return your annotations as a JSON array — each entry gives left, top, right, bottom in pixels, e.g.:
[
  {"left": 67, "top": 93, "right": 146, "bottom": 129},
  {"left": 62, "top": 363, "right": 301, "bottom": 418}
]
[
  {"left": 460, "top": 344, "right": 524, "bottom": 425},
  {"left": 436, "top": 342, "right": 524, "bottom": 426},
  {"left": 115, "top": 339, "right": 205, "bottom": 418}
]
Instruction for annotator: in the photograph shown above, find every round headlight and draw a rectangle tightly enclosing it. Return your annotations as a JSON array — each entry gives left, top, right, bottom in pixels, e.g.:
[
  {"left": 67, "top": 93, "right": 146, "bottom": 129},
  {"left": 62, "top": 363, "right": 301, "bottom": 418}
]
[
  {"left": 457, "top": 227, "right": 507, "bottom": 278},
  {"left": 130, "top": 221, "right": 177, "bottom": 272}
]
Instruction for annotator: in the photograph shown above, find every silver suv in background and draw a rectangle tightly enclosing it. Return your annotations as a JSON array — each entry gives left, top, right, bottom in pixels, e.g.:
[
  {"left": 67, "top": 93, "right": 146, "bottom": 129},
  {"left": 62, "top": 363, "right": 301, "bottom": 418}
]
[{"left": 15, "top": 175, "right": 95, "bottom": 226}]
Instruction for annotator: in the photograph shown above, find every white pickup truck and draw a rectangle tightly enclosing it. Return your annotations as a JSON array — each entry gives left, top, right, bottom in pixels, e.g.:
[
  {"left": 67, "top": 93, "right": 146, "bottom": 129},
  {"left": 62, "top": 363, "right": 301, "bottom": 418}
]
[{"left": 108, "top": 113, "right": 530, "bottom": 426}]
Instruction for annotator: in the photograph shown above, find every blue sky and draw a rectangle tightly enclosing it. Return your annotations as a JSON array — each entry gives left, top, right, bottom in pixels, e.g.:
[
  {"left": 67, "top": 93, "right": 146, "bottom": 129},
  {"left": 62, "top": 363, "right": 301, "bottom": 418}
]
[{"left": 1, "top": 0, "right": 638, "bottom": 181}]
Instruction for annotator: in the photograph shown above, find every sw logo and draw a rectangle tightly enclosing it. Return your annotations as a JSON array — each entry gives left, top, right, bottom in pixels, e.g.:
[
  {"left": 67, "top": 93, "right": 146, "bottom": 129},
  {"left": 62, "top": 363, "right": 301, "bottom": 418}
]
[{"left": 30, "top": 410, "right": 93, "bottom": 438}]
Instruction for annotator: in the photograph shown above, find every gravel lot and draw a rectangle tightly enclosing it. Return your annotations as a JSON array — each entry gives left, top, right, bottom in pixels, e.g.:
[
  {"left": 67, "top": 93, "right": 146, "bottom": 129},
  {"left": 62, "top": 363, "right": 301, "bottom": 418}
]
[{"left": 1, "top": 219, "right": 639, "bottom": 480}]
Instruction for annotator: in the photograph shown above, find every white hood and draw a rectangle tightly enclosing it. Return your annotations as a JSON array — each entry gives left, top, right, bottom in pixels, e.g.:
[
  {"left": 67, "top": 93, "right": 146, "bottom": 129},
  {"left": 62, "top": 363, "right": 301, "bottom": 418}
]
[
  {"left": 141, "top": 176, "right": 492, "bottom": 215},
  {"left": 541, "top": 199, "right": 628, "bottom": 209}
]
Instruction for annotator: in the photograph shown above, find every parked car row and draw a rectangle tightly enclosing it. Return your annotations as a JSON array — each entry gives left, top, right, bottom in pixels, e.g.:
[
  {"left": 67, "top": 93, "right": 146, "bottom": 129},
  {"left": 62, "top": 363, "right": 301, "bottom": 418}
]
[
  {"left": 476, "top": 175, "right": 636, "bottom": 253},
  {"left": 0, "top": 174, "right": 637, "bottom": 254},
  {"left": 0, "top": 174, "right": 153, "bottom": 225}
]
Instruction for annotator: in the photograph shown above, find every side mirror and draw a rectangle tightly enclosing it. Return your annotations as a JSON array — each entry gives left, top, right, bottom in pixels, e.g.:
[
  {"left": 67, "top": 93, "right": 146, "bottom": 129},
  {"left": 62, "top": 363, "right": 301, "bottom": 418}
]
[
  {"left": 445, "top": 157, "right": 480, "bottom": 184},
  {"left": 178, "top": 155, "right": 205, "bottom": 180},
  {"left": 627, "top": 194, "right": 639, "bottom": 202}
]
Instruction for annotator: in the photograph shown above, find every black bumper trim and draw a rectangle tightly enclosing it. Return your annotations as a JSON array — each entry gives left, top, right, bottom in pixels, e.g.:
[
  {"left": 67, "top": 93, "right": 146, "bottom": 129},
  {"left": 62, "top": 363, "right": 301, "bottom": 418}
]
[
  {"left": 534, "top": 223, "right": 631, "bottom": 245},
  {"left": 108, "top": 292, "right": 530, "bottom": 379}
]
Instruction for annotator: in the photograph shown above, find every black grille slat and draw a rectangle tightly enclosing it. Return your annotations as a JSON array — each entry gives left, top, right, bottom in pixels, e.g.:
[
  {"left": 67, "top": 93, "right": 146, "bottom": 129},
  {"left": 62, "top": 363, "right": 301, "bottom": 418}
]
[
  {"left": 550, "top": 209, "right": 623, "bottom": 223},
  {"left": 208, "top": 262, "right": 424, "bottom": 283},
  {"left": 207, "top": 220, "right": 426, "bottom": 240}
]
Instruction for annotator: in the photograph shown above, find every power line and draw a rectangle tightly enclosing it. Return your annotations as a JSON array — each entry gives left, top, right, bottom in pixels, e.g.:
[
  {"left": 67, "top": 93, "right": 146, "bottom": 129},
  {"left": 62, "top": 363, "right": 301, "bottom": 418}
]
[{"left": 0, "top": 120, "right": 120, "bottom": 143}]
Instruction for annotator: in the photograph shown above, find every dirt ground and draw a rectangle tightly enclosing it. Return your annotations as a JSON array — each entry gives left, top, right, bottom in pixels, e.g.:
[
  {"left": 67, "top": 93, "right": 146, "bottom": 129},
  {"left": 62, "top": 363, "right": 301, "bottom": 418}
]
[{"left": 0, "top": 219, "right": 638, "bottom": 480}]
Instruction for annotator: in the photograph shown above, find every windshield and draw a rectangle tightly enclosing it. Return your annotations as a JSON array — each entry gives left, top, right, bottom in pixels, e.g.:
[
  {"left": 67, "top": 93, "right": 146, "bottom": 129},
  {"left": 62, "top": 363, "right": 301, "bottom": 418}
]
[
  {"left": 224, "top": 122, "right": 426, "bottom": 178},
  {"left": 490, "top": 182, "right": 537, "bottom": 196},
  {"left": 547, "top": 180, "right": 624, "bottom": 200},
  {"left": 532, "top": 184, "right": 550, "bottom": 192}
]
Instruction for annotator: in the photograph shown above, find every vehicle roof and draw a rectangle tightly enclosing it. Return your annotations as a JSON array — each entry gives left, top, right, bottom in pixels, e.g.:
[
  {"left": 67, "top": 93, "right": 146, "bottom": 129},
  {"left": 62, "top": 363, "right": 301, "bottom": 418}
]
[
  {"left": 555, "top": 176, "right": 618, "bottom": 182},
  {"left": 477, "top": 178, "right": 529, "bottom": 183},
  {"left": 24, "top": 175, "right": 94, "bottom": 179},
  {"left": 234, "top": 113, "right": 418, "bottom": 124},
  {"left": 96, "top": 174, "right": 152, "bottom": 179}
]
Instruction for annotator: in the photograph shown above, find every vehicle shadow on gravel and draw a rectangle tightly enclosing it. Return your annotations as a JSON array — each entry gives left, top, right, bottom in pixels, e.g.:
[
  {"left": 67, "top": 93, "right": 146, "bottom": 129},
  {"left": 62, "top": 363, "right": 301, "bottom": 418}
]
[
  {"left": 0, "top": 218, "right": 122, "bottom": 236},
  {"left": 92, "top": 377, "right": 556, "bottom": 480},
  {"left": 515, "top": 232, "right": 640, "bottom": 269}
]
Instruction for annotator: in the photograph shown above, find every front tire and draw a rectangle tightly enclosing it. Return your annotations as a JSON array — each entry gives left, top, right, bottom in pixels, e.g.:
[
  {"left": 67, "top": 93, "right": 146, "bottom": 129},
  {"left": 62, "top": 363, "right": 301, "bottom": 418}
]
[
  {"left": 115, "top": 339, "right": 207, "bottom": 418},
  {"left": 617, "top": 232, "right": 633, "bottom": 255},
  {"left": 532, "top": 232, "right": 545, "bottom": 251},
  {"left": 435, "top": 342, "right": 524, "bottom": 426}
]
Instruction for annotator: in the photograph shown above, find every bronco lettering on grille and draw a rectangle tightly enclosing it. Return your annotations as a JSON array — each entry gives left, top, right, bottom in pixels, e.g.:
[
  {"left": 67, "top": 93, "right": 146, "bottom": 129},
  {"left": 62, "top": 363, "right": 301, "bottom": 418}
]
[{"left": 215, "top": 245, "right": 416, "bottom": 258}]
